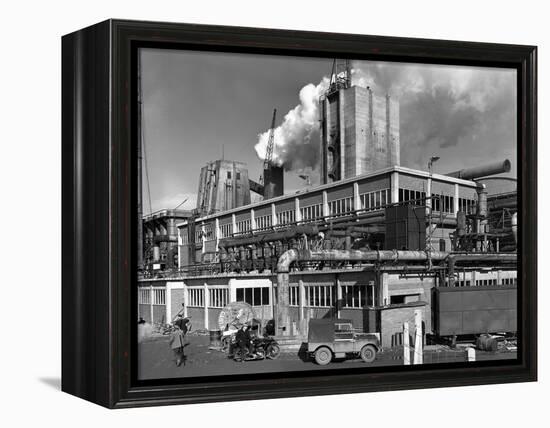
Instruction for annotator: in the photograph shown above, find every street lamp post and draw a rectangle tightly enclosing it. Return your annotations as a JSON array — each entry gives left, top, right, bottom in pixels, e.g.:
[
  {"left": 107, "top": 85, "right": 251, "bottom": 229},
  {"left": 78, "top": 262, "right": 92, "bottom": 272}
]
[{"left": 426, "top": 156, "right": 440, "bottom": 251}]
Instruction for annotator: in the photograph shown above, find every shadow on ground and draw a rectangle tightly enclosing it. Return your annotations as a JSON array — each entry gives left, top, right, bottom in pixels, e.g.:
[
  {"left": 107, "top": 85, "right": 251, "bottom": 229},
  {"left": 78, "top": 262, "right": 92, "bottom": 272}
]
[{"left": 38, "top": 377, "right": 61, "bottom": 390}]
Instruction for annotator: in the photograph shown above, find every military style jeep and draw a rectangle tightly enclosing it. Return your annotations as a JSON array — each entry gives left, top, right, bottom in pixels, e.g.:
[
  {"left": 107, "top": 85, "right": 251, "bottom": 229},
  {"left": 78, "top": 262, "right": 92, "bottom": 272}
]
[{"left": 307, "top": 319, "right": 380, "bottom": 365}]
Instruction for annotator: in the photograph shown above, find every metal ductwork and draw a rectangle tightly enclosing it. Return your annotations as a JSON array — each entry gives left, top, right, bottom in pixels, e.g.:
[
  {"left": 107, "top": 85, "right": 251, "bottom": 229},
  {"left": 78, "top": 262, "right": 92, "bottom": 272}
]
[
  {"left": 447, "top": 159, "right": 511, "bottom": 180},
  {"left": 277, "top": 249, "right": 449, "bottom": 273}
]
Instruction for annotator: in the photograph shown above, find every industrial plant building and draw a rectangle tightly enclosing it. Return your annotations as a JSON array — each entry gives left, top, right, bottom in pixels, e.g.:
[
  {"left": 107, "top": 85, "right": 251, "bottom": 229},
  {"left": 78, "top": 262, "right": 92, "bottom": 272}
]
[{"left": 137, "top": 63, "right": 517, "bottom": 348}]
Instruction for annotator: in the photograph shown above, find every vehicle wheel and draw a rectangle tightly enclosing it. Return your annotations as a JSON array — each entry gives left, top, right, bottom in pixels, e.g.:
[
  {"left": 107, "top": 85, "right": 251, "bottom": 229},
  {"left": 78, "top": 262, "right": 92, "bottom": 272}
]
[
  {"left": 267, "top": 343, "right": 281, "bottom": 360},
  {"left": 360, "top": 345, "right": 377, "bottom": 363},
  {"left": 314, "top": 347, "right": 332, "bottom": 365}
]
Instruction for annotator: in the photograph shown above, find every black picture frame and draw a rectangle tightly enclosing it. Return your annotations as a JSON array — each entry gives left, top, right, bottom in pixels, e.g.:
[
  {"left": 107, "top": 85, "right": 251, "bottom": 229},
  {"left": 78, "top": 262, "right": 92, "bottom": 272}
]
[{"left": 61, "top": 19, "right": 537, "bottom": 408}]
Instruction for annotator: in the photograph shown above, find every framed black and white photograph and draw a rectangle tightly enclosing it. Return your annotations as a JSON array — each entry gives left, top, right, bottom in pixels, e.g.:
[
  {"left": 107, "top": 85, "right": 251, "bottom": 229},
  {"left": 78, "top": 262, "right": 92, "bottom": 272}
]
[{"left": 61, "top": 19, "right": 537, "bottom": 408}]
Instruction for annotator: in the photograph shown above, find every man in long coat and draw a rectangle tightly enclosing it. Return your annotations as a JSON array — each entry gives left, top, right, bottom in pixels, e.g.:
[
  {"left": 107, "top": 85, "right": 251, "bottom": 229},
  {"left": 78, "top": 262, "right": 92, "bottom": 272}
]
[{"left": 169, "top": 325, "right": 186, "bottom": 366}]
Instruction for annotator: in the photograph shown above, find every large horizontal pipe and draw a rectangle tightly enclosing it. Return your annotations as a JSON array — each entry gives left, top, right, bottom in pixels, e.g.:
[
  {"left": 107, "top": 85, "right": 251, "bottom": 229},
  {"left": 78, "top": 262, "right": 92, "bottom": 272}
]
[
  {"left": 218, "top": 224, "right": 319, "bottom": 248},
  {"left": 447, "top": 159, "right": 511, "bottom": 180},
  {"left": 277, "top": 249, "right": 449, "bottom": 273}
]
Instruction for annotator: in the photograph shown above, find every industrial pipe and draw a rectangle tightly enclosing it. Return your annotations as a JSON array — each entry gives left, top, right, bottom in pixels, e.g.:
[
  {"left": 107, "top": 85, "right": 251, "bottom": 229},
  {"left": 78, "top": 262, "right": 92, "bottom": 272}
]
[
  {"left": 446, "top": 159, "right": 511, "bottom": 180},
  {"left": 218, "top": 224, "right": 319, "bottom": 248}
]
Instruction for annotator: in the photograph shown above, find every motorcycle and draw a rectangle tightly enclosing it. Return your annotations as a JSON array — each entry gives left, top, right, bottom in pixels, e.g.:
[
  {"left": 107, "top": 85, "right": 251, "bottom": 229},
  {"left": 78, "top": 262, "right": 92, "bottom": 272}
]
[{"left": 233, "top": 336, "right": 281, "bottom": 362}]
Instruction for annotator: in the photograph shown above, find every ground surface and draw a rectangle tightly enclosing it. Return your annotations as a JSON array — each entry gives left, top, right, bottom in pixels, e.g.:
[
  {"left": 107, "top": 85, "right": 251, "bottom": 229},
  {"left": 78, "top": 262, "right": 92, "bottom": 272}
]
[{"left": 138, "top": 333, "right": 517, "bottom": 380}]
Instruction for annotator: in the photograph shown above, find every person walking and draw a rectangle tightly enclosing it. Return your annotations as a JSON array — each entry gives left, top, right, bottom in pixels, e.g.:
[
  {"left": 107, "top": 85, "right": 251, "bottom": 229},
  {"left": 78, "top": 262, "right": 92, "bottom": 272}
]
[
  {"left": 169, "top": 324, "right": 186, "bottom": 367},
  {"left": 174, "top": 315, "right": 191, "bottom": 337}
]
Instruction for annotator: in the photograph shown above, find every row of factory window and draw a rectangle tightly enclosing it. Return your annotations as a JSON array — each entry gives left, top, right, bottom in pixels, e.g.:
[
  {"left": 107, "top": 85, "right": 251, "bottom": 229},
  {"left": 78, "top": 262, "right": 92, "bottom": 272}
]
[
  {"left": 138, "top": 288, "right": 166, "bottom": 305},
  {"left": 255, "top": 215, "right": 273, "bottom": 231},
  {"left": 289, "top": 284, "right": 375, "bottom": 308},
  {"left": 235, "top": 218, "right": 252, "bottom": 235},
  {"left": 188, "top": 188, "right": 475, "bottom": 242},
  {"left": 236, "top": 287, "right": 271, "bottom": 307},
  {"left": 300, "top": 204, "right": 323, "bottom": 221},
  {"left": 186, "top": 286, "right": 271, "bottom": 308},
  {"left": 454, "top": 277, "right": 517, "bottom": 287},
  {"left": 276, "top": 209, "right": 296, "bottom": 225},
  {"left": 359, "top": 189, "right": 390, "bottom": 211},
  {"left": 188, "top": 288, "right": 230, "bottom": 308},
  {"left": 141, "top": 284, "right": 379, "bottom": 309},
  {"left": 399, "top": 188, "right": 476, "bottom": 215},
  {"left": 458, "top": 197, "right": 477, "bottom": 214},
  {"left": 328, "top": 197, "right": 354, "bottom": 217}
]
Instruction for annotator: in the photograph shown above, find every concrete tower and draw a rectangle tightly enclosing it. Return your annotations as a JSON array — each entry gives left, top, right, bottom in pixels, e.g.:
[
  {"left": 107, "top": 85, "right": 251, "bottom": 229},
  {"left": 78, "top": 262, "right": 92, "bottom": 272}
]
[
  {"left": 320, "top": 63, "right": 400, "bottom": 184},
  {"left": 196, "top": 160, "right": 252, "bottom": 215}
]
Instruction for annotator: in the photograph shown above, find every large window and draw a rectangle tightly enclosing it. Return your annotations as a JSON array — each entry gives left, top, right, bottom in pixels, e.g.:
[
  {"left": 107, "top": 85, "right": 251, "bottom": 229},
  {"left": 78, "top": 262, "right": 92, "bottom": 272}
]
[
  {"left": 476, "top": 278, "right": 498, "bottom": 286},
  {"left": 328, "top": 197, "right": 353, "bottom": 217},
  {"left": 209, "top": 288, "right": 229, "bottom": 308},
  {"left": 458, "top": 197, "right": 476, "bottom": 214},
  {"left": 289, "top": 286, "right": 300, "bottom": 307},
  {"left": 341, "top": 284, "right": 374, "bottom": 308},
  {"left": 300, "top": 204, "right": 323, "bottom": 221},
  {"left": 235, "top": 218, "right": 252, "bottom": 234},
  {"left": 360, "top": 189, "right": 390, "bottom": 211},
  {"left": 398, "top": 188, "right": 426, "bottom": 206},
  {"left": 276, "top": 210, "right": 295, "bottom": 226},
  {"left": 180, "top": 229, "right": 189, "bottom": 245},
  {"left": 255, "top": 214, "right": 272, "bottom": 230},
  {"left": 203, "top": 223, "right": 214, "bottom": 241},
  {"left": 188, "top": 288, "right": 205, "bottom": 307},
  {"left": 138, "top": 288, "right": 151, "bottom": 304},
  {"left": 152, "top": 288, "right": 166, "bottom": 305},
  {"left": 306, "top": 284, "right": 333, "bottom": 307},
  {"left": 219, "top": 222, "right": 233, "bottom": 238},
  {"left": 431, "top": 194, "right": 454, "bottom": 214},
  {"left": 236, "top": 287, "right": 270, "bottom": 306}
]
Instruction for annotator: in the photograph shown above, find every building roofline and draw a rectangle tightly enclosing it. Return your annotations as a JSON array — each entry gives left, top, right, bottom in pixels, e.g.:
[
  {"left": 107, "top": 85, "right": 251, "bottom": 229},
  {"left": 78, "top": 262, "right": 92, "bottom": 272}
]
[{"left": 175, "top": 165, "right": 479, "bottom": 227}]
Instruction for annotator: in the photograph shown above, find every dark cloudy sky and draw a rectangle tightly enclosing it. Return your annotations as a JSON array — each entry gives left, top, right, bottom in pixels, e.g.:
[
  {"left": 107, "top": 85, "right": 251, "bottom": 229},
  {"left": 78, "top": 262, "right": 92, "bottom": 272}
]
[{"left": 140, "top": 48, "right": 516, "bottom": 213}]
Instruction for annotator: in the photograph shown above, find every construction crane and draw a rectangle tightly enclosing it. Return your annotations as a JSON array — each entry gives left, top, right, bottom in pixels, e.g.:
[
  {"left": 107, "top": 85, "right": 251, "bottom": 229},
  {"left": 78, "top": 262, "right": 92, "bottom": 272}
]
[{"left": 263, "top": 108, "right": 277, "bottom": 170}]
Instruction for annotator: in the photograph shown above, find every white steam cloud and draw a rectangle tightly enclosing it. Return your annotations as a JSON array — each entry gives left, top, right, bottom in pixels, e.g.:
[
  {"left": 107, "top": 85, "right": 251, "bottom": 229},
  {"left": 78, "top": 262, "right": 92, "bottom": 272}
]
[
  {"left": 255, "top": 60, "right": 516, "bottom": 174},
  {"left": 254, "top": 77, "right": 330, "bottom": 171}
]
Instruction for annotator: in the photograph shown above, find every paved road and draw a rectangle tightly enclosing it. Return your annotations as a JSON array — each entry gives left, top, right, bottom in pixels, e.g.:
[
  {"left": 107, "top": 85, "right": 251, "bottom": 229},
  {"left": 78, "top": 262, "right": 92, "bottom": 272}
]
[{"left": 138, "top": 333, "right": 516, "bottom": 380}]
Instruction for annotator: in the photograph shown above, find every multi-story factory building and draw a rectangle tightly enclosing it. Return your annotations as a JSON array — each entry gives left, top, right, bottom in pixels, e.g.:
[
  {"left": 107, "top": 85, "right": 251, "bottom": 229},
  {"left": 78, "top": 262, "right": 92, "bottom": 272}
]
[
  {"left": 138, "top": 163, "right": 517, "bottom": 347},
  {"left": 138, "top": 70, "right": 517, "bottom": 347}
]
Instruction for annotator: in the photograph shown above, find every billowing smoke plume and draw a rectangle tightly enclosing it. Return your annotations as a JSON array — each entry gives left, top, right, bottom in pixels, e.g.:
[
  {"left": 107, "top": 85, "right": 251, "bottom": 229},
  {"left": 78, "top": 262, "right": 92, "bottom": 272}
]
[
  {"left": 352, "top": 62, "right": 516, "bottom": 170},
  {"left": 254, "top": 77, "right": 330, "bottom": 171},
  {"left": 255, "top": 60, "right": 516, "bottom": 173}
]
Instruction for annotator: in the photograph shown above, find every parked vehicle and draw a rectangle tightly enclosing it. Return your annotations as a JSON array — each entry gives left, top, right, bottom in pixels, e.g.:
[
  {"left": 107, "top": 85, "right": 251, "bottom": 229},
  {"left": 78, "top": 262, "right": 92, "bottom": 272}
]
[
  {"left": 233, "top": 336, "right": 281, "bottom": 362},
  {"left": 307, "top": 319, "right": 380, "bottom": 365}
]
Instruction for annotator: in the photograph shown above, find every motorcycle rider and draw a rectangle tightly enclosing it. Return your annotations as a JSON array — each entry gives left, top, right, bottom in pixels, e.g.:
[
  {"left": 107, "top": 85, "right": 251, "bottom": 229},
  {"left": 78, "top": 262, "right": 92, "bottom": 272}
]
[{"left": 235, "top": 323, "right": 253, "bottom": 356}]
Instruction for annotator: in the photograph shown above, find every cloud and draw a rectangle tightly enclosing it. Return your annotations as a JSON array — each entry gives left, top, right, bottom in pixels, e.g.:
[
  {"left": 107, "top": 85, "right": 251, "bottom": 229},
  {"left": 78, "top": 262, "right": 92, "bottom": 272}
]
[
  {"left": 254, "top": 60, "right": 516, "bottom": 176},
  {"left": 351, "top": 61, "right": 516, "bottom": 171}
]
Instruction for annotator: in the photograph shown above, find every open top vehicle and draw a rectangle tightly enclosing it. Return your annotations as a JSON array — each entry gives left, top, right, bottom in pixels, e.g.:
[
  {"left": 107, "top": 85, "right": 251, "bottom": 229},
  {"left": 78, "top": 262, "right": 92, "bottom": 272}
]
[{"left": 307, "top": 319, "right": 380, "bottom": 365}]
